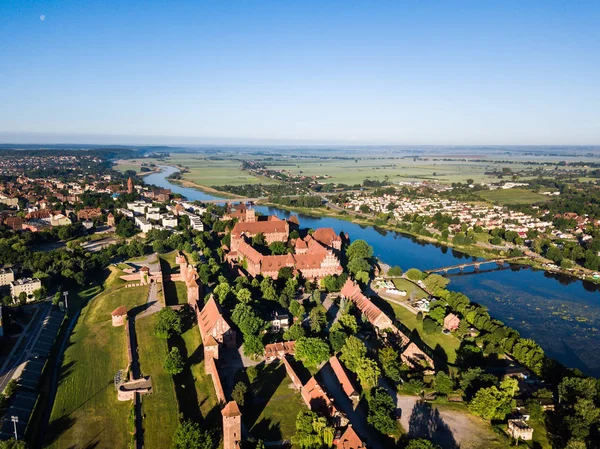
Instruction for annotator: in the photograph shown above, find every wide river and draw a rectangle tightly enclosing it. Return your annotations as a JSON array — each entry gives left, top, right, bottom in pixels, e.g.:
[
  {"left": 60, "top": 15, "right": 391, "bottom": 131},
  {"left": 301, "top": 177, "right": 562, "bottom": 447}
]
[{"left": 146, "top": 166, "right": 600, "bottom": 377}]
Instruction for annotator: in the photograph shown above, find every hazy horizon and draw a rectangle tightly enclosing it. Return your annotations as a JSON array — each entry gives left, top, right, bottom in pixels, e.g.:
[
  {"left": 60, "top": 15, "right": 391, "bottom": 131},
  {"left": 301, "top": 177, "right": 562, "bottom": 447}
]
[{"left": 1, "top": 1, "right": 599, "bottom": 145}]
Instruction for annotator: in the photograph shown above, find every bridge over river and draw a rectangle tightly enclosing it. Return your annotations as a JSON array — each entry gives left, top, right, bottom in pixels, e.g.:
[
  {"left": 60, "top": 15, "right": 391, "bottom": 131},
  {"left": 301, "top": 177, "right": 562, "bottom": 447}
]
[{"left": 425, "top": 256, "right": 530, "bottom": 274}]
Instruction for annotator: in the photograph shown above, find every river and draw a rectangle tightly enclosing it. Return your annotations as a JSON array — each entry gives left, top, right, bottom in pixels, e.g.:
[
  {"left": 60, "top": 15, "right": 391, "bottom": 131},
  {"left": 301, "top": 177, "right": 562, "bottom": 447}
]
[{"left": 146, "top": 166, "right": 600, "bottom": 377}]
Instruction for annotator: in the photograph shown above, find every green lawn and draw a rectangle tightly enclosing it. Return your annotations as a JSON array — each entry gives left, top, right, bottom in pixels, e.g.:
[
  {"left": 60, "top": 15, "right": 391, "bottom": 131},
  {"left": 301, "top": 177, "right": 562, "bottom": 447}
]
[
  {"left": 45, "top": 275, "right": 148, "bottom": 449},
  {"left": 180, "top": 326, "right": 220, "bottom": 425},
  {"left": 390, "top": 302, "right": 461, "bottom": 364},
  {"left": 477, "top": 188, "right": 548, "bottom": 205},
  {"left": 159, "top": 251, "right": 180, "bottom": 273},
  {"left": 236, "top": 362, "right": 307, "bottom": 442},
  {"left": 392, "top": 278, "right": 428, "bottom": 300},
  {"left": 163, "top": 280, "right": 188, "bottom": 306},
  {"left": 136, "top": 313, "right": 179, "bottom": 449}
]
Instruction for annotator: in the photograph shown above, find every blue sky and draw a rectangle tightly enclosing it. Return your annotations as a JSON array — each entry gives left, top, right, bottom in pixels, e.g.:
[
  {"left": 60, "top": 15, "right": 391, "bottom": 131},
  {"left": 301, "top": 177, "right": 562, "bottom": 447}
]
[{"left": 1, "top": 0, "right": 599, "bottom": 145}]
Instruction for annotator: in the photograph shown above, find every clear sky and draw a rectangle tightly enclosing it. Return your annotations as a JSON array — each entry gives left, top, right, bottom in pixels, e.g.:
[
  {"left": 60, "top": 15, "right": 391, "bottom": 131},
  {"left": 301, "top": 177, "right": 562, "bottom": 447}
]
[{"left": 1, "top": 0, "right": 599, "bottom": 145}]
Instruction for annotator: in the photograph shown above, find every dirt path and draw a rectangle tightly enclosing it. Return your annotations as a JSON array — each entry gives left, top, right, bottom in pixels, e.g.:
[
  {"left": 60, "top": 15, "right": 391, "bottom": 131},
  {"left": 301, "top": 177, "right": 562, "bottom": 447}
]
[{"left": 396, "top": 395, "right": 504, "bottom": 449}]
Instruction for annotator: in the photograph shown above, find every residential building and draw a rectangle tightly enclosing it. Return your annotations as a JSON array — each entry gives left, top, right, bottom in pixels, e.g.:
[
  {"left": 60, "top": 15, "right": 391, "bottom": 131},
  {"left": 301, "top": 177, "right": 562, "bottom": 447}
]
[
  {"left": 11, "top": 277, "right": 42, "bottom": 301},
  {"left": 161, "top": 214, "right": 178, "bottom": 228},
  {"left": 264, "top": 341, "right": 296, "bottom": 362},
  {"left": 269, "top": 313, "right": 290, "bottom": 332},
  {"left": 0, "top": 268, "right": 15, "bottom": 287},
  {"left": 443, "top": 313, "right": 461, "bottom": 331}
]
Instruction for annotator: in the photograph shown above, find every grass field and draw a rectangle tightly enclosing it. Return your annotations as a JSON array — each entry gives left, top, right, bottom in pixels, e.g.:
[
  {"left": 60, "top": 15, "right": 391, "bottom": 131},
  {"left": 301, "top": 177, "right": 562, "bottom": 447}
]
[
  {"left": 237, "top": 362, "right": 307, "bottom": 442},
  {"left": 180, "top": 326, "right": 220, "bottom": 426},
  {"left": 46, "top": 269, "right": 148, "bottom": 449},
  {"left": 392, "top": 278, "right": 428, "bottom": 300},
  {"left": 136, "top": 313, "right": 179, "bottom": 449},
  {"left": 389, "top": 302, "right": 460, "bottom": 364},
  {"left": 477, "top": 188, "right": 548, "bottom": 205}
]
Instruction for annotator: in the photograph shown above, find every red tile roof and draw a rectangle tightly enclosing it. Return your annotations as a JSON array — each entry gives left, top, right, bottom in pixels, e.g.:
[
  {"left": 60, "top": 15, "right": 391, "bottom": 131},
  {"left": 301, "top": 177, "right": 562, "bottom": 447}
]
[
  {"left": 337, "top": 425, "right": 365, "bottom": 449},
  {"left": 221, "top": 401, "right": 241, "bottom": 417},
  {"left": 329, "top": 356, "right": 357, "bottom": 399},
  {"left": 112, "top": 306, "right": 127, "bottom": 317},
  {"left": 232, "top": 220, "right": 288, "bottom": 237}
]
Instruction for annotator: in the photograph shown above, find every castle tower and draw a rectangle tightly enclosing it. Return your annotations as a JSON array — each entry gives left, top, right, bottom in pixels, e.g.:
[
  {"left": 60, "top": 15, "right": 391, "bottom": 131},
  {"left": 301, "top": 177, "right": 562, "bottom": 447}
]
[
  {"left": 127, "top": 177, "right": 134, "bottom": 194},
  {"left": 246, "top": 208, "right": 256, "bottom": 223},
  {"left": 222, "top": 401, "right": 242, "bottom": 449}
]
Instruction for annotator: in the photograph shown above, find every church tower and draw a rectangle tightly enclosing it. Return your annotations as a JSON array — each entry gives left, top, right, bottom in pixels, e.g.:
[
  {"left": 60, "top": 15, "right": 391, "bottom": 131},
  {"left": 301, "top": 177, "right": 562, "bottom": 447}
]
[{"left": 222, "top": 401, "right": 242, "bottom": 449}]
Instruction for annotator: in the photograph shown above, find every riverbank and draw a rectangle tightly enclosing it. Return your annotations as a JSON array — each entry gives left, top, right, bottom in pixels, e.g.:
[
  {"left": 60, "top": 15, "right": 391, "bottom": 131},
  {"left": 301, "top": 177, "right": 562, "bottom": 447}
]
[
  {"left": 167, "top": 177, "right": 244, "bottom": 199},
  {"left": 257, "top": 200, "right": 600, "bottom": 283}
]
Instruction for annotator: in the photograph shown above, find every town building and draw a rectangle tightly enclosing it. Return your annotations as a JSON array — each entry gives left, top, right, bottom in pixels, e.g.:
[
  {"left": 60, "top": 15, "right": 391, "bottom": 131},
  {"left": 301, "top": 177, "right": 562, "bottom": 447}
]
[
  {"left": 222, "top": 401, "right": 242, "bottom": 449},
  {"left": 507, "top": 419, "right": 534, "bottom": 441},
  {"left": 0, "top": 268, "right": 15, "bottom": 287},
  {"left": 230, "top": 217, "right": 289, "bottom": 251},
  {"left": 329, "top": 356, "right": 360, "bottom": 408},
  {"left": 223, "top": 202, "right": 255, "bottom": 222},
  {"left": 10, "top": 277, "right": 42, "bottom": 301},
  {"left": 161, "top": 214, "right": 178, "bottom": 228},
  {"left": 77, "top": 207, "right": 102, "bottom": 220},
  {"left": 111, "top": 306, "right": 127, "bottom": 327},
  {"left": 334, "top": 425, "right": 366, "bottom": 449},
  {"left": 229, "top": 229, "right": 343, "bottom": 280},
  {"left": 264, "top": 341, "right": 296, "bottom": 362},
  {"left": 443, "top": 313, "right": 461, "bottom": 331}
]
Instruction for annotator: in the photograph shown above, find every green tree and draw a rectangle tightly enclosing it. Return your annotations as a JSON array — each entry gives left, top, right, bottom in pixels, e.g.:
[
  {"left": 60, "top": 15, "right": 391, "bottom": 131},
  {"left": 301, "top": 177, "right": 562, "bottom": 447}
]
[
  {"left": 213, "top": 282, "right": 231, "bottom": 304},
  {"left": 232, "top": 381, "right": 248, "bottom": 406},
  {"left": 289, "top": 300, "right": 306, "bottom": 319},
  {"left": 236, "top": 288, "right": 252, "bottom": 303},
  {"left": 422, "top": 274, "right": 450, "bottom": 292},
  {"left": 405, "top": 268, "right": 425, "bottom": 281},
  {"left": 0, "top": 440, "right": 28, "bottom": 449},
  {"left": 171, "top": 419, "right": 212, "bottom": 449},
  {"left": 367, "top": 387, "right": 398, "bottom": 436},
  {"left": 355, "top": 357, "right": 381, "bottom": 389},
  {"left": 406, "top": 439, "right": 441, "bottom": 449},
  {"left": 291, "top": 410, "right": 335, "bottom": 449},
  {"left": 252, "top": 233, "right": 266, "bottom": 246},
  {"left": 434, "top": 372, "right": 453, "bottom": 395},
  {"left": 346, "top": 240, "right": 373, "bottom": 260},
  {"left": 155, "top": 308, "right": 183, "bottom": 339},
  {"left": 340, "top": 336, "right": 367, "bottom": 372},
  {"left": 295, "top": 337, "right": 330, "bottom": 367},
  {"left": 243, "top": 334, "right": 265, "bottom": 357},
  {"left": 260, "top": 277, "right": 277, "bottom": 301},
  {"left": 387, "top": 266, "right": 403, "bottom": 277},
  {"left": 468, "top": 385, "right": 514, "bottom": 420},
  {"left": 284, "top": 323, "right": 306, "bottom": 341},
  {"left": 231, "top": 303, "right": 265, "bottom": 336},
  {"left": 164, "top": 347, "right": 185, "bottom": 375},
  {"left": 309, "top": 306, "right": 327, "bottom": 333},
  {"left": 269, "top": 241, "right": 288, "bottom": 255},
  {"left": 378, "top": 347, "right": 402, "bottom": 382}
]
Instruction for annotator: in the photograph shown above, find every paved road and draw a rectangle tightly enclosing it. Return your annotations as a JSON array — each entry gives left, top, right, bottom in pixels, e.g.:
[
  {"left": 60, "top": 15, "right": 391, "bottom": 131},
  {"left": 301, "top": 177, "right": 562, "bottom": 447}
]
[
  {"left": 138, "top": 283, "right": 162, "bottom": 318},
  {"left": 0, "top": 301, "right": 53, "bottom": 393}
]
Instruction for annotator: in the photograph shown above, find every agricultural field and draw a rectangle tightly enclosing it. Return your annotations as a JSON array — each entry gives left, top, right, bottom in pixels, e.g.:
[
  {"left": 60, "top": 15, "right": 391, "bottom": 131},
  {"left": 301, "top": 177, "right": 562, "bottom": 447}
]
[
  {"left": 45, "top": 268, "right": 148, "bottom": 449},
  {"left": 136, "top": 313, "right": 179, "bottom": 449},
  {"left": 476, "top": 188, "right": 548, "bottom": 205}
]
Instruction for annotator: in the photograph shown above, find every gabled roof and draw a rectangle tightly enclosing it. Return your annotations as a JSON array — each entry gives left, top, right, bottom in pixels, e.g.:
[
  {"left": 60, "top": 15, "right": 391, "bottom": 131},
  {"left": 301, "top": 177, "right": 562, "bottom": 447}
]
[
  {"left": 232, "top": 220, "right": 288, "bottom": 237},
  {"left": 337, "top": 425, "right": 365, "bottom": 449},
  {"left": 198, "top": 296, "right": 231, "bottom": 341},
  {"left": 313, "top": 227, "right": 341, "bottom": 246},
  {"left": 221, "top": 401, "right": 241, "bottom": 417},
  {"left": 112, "top": 306, "right": 127, "bottom": 317},
  {"left": 329, "top": 356, "right": 357, "bottom": 399}
]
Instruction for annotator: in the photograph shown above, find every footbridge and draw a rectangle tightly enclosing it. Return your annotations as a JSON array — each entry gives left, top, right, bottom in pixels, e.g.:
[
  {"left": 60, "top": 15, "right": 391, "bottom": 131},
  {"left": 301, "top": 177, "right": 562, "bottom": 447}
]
[{"left": 425, "top": 256, "right": 529, "bottom": 274}]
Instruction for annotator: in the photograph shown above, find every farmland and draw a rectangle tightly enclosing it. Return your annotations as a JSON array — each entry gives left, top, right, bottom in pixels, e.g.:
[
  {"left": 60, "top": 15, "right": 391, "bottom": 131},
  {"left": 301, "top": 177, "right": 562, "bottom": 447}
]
[{"left": 477, "top": 188, "right": 548, "bottom": 205}]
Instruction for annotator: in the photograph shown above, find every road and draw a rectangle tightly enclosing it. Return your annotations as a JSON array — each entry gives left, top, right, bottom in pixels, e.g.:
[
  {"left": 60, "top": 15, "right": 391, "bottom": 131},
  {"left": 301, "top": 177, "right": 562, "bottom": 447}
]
[{"left": 0, "top": 301, "right": 53, "bottom": 393}]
